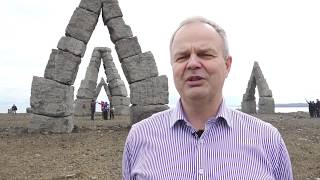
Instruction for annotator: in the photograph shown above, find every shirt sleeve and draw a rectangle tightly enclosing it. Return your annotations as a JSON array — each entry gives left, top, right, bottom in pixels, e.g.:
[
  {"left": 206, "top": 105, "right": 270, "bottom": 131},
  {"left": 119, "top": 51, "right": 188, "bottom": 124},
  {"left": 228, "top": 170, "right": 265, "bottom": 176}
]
[
  {"left": 122, "top": 134, "right": 133, "bottom": 180},
  {"left": 274, "top": 135, "right": 293, "bottom": 180}
]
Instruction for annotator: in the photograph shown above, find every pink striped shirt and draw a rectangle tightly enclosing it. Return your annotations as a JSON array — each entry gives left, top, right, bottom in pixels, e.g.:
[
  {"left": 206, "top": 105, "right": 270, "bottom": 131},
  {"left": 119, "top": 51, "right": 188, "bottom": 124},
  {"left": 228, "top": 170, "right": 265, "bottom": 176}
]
[{"left": 122, "top": 99, "right": 293, "bottom": 179}]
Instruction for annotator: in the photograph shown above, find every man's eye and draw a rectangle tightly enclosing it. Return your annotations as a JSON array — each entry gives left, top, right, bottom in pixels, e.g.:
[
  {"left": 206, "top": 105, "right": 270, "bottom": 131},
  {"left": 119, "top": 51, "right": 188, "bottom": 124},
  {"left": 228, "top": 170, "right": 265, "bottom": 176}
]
[
  {"left": 175, "top": 56, "right": 187, "bottom": 62},
  {"left": 199, "top": 53, "right": 215, "bottom": 59}
]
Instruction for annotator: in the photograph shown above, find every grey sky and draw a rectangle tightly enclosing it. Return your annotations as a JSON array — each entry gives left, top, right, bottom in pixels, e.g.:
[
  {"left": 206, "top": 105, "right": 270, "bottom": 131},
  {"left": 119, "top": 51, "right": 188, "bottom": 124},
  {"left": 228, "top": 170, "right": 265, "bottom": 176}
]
[{"left": 1, "top": 0, "right": 320, "bottom": 112}]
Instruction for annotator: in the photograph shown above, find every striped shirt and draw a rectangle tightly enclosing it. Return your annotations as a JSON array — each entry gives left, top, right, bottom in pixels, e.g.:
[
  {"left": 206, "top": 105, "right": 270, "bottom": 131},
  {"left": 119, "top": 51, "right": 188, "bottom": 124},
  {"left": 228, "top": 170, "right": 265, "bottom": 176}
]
[{"left": 122, "top": 99, "right": 293, "bottom": 180}]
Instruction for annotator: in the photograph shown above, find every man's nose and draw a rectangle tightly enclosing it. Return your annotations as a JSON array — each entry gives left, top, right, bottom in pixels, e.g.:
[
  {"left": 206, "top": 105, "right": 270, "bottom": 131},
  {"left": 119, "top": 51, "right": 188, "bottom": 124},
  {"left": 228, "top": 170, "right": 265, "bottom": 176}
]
[{"left": 186, "top": 54, "right": 201, "bottom": 70}]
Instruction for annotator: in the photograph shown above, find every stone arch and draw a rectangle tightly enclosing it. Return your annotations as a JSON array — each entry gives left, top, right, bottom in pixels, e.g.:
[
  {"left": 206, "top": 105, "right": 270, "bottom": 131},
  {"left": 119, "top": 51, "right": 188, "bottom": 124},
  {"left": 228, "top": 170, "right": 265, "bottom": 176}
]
[
  {"left": 94, "top": 78, "right": 111, "bottom": 101},
  {"left": 74, "top": 47, "right": 130, "bottom": 116},
  {"left": 241, "top": 61, "right": 275, "bottom": 114},
  {"left": 29, "top": 0, "right": 169, "bottom": 133}
]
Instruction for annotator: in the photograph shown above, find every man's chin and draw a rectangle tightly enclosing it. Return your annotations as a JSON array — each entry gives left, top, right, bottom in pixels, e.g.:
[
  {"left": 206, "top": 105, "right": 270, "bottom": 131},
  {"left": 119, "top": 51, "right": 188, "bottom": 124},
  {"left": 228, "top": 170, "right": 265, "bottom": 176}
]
[{"left": 184, "top": 89, "right": 208, "bottom": 100}]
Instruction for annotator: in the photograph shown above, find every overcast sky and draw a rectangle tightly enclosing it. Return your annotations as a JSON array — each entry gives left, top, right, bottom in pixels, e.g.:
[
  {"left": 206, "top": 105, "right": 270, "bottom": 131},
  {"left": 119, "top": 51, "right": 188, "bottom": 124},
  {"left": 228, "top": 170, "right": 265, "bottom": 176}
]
[{"left": 1, "top": 0, "right": 320, "bottom": 113}]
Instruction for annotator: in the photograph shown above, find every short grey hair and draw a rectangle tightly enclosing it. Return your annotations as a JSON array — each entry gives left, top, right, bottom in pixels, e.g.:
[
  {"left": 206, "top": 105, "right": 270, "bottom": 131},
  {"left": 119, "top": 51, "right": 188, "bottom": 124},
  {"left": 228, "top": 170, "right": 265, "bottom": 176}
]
[{"left": 170, "top": 16, "right": 230, "bottom": 59}]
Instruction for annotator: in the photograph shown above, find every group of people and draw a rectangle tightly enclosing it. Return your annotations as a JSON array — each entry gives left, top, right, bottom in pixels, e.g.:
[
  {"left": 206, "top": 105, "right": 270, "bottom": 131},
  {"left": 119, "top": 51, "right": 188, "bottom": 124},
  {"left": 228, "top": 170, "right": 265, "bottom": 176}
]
[
  {"left": 306, "top": 99, "right": 320, "bottom": 118},
  {"left": 98, "top": 101, "right": 115, "bottom": 120},
  {"left": 8, "top": 104, "right": 17, "bottom": 114},
  {"left": 90, "top": 99, "right": 114, "bottom": 120}
]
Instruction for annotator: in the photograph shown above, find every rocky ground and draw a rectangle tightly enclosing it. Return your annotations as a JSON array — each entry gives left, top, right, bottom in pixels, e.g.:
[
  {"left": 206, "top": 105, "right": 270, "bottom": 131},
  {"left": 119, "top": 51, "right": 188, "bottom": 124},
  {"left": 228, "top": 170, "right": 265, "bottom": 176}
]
[{"left": 0, "top": 112, "right": 319, "bottom": 180}]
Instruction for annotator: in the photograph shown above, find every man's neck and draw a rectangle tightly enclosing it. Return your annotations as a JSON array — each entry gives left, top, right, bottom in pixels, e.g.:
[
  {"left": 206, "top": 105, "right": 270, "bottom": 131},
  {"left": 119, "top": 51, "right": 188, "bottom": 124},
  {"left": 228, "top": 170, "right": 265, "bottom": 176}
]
[{"left": 181, "top": 96, "right": 223, "bottom": 130}]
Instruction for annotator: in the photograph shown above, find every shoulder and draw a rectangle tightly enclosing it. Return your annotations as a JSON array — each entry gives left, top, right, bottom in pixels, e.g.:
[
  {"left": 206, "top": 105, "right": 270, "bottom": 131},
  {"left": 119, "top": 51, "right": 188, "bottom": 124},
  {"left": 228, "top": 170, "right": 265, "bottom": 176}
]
[
  {"left": 228, "top": 109, "right": 281, "bottom": 139},
  {"left": 126, "top": 108, "right": 173, "bottom": 144},
  {"left": 130, "top": 108, "right": 173, "bottom": 134}
]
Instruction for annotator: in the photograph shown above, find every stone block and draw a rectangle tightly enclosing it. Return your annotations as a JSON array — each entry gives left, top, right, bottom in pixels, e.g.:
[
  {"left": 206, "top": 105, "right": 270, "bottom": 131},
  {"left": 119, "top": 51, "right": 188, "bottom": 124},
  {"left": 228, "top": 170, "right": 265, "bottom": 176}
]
[
  {"left": 57, "top": 36, "right": 86, "bottom": 57},
  {"left": 259, "top": 89, "right": 272, "bottom": 97},
  {"left": 66, "top": 7, "right": 99, "bottom": 44},
  {"left": 130, "top": 75, "right": 168, "bottom": 105},
  {"left": 111, "top": 96, "right": 130, "bottom": 106},
  {"left": 241, "top": 100, "right": 256, "bottom": 114},
  {"left": 115, "top": 36, "right": 141, "bottom": 61},
  {"left": 130, "top": 104, "right": 169, "bottom": 124},
  {"left": 108, "top": 79, "right": 127, "bottom": 96},
  {"left": 242, "top": 93, "right": 255, "bottom": 101},
  {"left": 76, "top": 80, "right": 97, "bottom": 99},
  {"left": 102, "top": 57, "right": 116, "bottom": 69},
  {"left": 84, "top": 58, "right": 101, "bottom": 82},
  {"left": 102, "top": 1, "right": 122, "bottom": 23},
  {"left": 108, "top": 78, "right": 125, "bottom": 89},
  {"left": 89, "top": 56, "right": 102, "bottom": 66},
  {"left": 91, "top": 49, "right": 102, "bottom": 58},
  {"left": 104, "top": 69, "right": 121, "bottom": 83},
  {"left": 110, "top": 85, "right": 127, "bottom": 97},
  {"left": 74, "top": 98, "right": 92, "bottom": 116},
  {"left": 28, "top": 114, "right": 74, "bottom": 133},
  {"left": 106, "top": 17, "right": 133, "bottom": 43},
  {"left": 44, "top": 49, "right": 81, "bottom": 85},
  {"left": 79, "top": 0, "right": 102, "bottom": 14},
  {"left": 258, "top": 97, "right": 275, "bottom": 114},
  {"left": 95, "top": 46, "right": 111, "bottom": 53},
  {"left": 113, "top": 105, "right": 130, "bottom": 116},
  {"left": 80, "top": 79, "right": 97, "bottom": 89},
  {"left": 26, "top": 107, "right": 33, "bottom": 113},
  {"left": 121, "top": 52, "right": 158, "bottom": 83},
  {"left": 30, "top": 76, "right": 74, "bottom": 117}
]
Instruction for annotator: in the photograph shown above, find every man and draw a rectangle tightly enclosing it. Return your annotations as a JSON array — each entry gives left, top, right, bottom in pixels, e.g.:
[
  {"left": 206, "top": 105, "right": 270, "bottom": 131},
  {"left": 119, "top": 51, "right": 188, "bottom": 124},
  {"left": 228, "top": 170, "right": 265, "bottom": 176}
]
[
  {"left": 11, "top": 104, "right": 17, "bottom": 114},
  {"left": 90, "top": 99, "right": 96, "bottom": 120},
  {"left": 122, "top": 17, "right": 293, "bottom": 179},
  {"left": 103, "top": 101, "right": 109, "bottom": 120},
  {"left": 316, "top": 99, "right": 320, "bottom": 118},
  {"left": 109, "top": 103, "right": 115, "bottom": 120},
  {"left": 306, "top": 99, "right": 315, "bottom": 118}
]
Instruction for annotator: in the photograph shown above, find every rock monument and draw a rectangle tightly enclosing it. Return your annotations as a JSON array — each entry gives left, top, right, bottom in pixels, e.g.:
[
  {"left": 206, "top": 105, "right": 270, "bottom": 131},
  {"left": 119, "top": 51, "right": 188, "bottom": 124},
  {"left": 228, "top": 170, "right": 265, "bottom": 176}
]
[
  {"left": 29, "top": 0, "right": 168, "bottom": 133},
  {"left": 74, "top": 47, "right": 130, "bottom": 116},
  {"left": 241, "top": 61, "right": 275, "bottom": 114}
]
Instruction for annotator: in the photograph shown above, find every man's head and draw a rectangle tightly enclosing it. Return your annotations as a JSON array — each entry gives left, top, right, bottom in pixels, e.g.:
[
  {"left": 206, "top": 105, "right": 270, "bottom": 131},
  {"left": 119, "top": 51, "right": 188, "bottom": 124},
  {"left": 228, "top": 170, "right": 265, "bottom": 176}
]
[
  {"left": 170, "top": 16, "right": 230, "bottom": 62},
  {"left": 170, "top": 16, "right": 232, "bottom": 103}
]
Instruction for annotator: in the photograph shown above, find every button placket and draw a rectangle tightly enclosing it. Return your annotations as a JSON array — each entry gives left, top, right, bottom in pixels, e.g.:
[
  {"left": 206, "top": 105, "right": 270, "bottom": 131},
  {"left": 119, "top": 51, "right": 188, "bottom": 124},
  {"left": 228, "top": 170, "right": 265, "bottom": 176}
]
[{"left": 197, "top": 137, "right": 205, "bottom": 179}]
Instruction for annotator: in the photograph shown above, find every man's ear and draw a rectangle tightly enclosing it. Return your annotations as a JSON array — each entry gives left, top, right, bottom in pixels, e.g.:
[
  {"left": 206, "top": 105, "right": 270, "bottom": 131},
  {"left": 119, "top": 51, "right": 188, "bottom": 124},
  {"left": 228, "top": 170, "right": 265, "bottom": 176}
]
[{"left": 225, "top": 56, "right": 232, "bottom": 77}]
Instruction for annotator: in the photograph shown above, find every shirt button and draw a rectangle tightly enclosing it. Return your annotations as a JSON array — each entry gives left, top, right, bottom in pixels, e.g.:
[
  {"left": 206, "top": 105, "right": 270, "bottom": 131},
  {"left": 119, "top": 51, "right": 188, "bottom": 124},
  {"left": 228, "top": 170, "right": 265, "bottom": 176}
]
[
  {"left": 199, "top": 139, "right": 204, "bottom": 144},
  {"left": 199, "top": 169, "right": 204, "bottom": 174}
]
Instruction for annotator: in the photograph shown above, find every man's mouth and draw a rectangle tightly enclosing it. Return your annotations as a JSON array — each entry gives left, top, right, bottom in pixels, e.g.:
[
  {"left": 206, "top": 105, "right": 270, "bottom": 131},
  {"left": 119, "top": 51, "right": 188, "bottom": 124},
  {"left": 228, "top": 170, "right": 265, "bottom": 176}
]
[{"left": 187, "top": 76, "right": 203, "bottom": 81}]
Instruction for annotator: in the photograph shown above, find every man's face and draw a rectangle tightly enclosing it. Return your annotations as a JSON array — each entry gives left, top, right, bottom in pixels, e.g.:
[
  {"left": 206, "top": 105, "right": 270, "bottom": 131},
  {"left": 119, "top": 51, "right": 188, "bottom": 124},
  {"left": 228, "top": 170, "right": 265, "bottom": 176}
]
[{"left": 171, "top": 22, "right": 232, "bottom": 102}]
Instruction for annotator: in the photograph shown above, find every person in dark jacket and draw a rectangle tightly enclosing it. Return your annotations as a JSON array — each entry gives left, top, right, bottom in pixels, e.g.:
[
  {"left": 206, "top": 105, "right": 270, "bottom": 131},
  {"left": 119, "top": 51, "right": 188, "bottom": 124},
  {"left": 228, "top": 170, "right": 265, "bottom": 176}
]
[{"left": 90, "top": 100, "right": 96, "bottom": 120}]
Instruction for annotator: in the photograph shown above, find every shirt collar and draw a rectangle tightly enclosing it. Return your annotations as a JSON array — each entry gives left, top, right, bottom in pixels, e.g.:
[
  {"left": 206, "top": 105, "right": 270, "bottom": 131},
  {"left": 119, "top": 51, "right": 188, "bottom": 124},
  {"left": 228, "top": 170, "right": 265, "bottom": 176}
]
[
  {"left": 169, "top": 98, "right": 234, "bottom": 128},
  {"left": 170, "top": 99, "right": 185, "bottom": 128}
]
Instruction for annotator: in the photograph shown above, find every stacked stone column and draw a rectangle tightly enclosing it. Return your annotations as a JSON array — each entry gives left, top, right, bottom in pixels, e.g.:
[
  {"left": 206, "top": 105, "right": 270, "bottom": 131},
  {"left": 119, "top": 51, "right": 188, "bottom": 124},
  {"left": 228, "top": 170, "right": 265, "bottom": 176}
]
[
  {"left": 241, "top": 61, "right": 275, "bottom": 114},
  {"left": 100, "top": 48, "right": 131, "bottom": 116},
  {"left": 74, "top": 48, "right": 102, "bottom": 116},
  {"left": 102, "top": 0, "right": 169, "bottom": 124},
  {"left": 74, "top": 47, "right": 130, "bottom": 116},
  {"left": 29, "top": 0, "right": 101, "bottom": 133}
]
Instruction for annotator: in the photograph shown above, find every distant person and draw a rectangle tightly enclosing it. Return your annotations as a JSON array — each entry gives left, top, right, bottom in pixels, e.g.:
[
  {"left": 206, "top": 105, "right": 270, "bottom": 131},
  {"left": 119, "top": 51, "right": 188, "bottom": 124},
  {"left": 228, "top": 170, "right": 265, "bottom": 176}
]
[
  {"left": 102, "top": 102, "right": 109, "bottom": 120},
  {"left": 109, "top": 104, "right": 115, "bottom": 120},
  {"left": 11, "top": 104, "right": 17, "bottom": 114},
  {"left": 90, "top": 99, "right": 96, "bottom": 120},
  {"left": 122, "top": 16, "right": 293, "bottom": 179},
  {"left": 306, "top": 99, "right": 315, "bottom": 118},
  {"left": 98, "top": 101, "right": 105, "bottom": 112},
  {"left": 316, "top": 99, "right": 320, "bottom": 118}
]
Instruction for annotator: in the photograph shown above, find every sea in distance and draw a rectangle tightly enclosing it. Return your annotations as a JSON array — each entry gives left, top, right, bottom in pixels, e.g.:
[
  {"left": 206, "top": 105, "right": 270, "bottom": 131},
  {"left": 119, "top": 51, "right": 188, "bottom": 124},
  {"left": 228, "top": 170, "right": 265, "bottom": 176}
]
[{"left": 230, "top": 105, "right": 308, "bottom": 113}]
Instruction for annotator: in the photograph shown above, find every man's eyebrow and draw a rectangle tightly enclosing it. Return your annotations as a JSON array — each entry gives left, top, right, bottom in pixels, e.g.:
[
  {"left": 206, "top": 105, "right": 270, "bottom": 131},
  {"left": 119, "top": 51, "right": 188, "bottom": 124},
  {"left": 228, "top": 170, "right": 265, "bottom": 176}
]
[
  {"left": 197, "top": 47, "right": 218, "bottom": 53},
  {"left": 172, "top": 49, "right": 189, "bottom": 58}
]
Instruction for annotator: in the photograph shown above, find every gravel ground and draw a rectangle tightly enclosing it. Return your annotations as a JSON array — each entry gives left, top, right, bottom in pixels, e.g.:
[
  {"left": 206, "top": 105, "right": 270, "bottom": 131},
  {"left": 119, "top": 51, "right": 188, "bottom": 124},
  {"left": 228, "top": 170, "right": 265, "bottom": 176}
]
[{"left": 0, "top": 112, "right": 319, "bottom": 180}]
